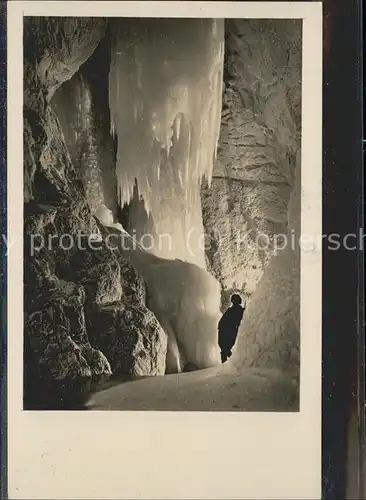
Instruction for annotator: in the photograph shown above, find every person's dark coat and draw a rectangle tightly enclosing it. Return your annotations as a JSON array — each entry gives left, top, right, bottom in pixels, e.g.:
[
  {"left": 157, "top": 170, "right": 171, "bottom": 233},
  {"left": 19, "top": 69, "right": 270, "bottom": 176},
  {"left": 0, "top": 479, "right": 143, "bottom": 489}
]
[{"left": 218, "top": 304, "right": 244, "bottom": 352}]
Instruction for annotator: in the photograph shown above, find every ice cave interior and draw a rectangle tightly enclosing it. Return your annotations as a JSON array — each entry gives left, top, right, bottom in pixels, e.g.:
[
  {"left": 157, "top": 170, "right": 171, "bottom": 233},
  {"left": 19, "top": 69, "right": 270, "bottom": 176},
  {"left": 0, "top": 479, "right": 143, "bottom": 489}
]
[{"left": 25, "top": 17, "right": 301, "bottom": 410}]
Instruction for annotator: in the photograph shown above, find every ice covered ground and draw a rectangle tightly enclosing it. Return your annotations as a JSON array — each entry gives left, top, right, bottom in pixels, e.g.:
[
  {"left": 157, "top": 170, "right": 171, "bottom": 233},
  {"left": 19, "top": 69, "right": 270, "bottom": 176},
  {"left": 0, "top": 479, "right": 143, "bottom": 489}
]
[{"left": 86, "top": 364, "right": 298, "bottom": 411}]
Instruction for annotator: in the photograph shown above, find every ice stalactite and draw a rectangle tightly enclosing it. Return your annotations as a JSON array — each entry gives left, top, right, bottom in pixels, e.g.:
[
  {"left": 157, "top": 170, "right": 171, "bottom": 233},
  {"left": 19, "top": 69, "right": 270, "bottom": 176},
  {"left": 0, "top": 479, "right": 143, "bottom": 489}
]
[
  {"left": 108, "top": 18, "right": 225, "bottom": 267},
  {"left": 52, "top": 72, "right": 115, "bottom": 216}
]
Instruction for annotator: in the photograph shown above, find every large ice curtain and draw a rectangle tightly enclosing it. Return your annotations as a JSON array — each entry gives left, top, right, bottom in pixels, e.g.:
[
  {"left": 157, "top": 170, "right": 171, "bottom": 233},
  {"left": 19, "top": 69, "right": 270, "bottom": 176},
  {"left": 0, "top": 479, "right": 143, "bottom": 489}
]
[{"left": 109, "top": 18, "right": 225, "bottom": 266}]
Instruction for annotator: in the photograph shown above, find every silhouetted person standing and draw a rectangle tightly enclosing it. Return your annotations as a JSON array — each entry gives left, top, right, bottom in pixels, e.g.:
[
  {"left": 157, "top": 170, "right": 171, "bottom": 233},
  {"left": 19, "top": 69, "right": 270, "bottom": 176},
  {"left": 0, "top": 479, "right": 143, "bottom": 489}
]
[{"left": 218, "top": 294, "right": 245, "bottom": 363}]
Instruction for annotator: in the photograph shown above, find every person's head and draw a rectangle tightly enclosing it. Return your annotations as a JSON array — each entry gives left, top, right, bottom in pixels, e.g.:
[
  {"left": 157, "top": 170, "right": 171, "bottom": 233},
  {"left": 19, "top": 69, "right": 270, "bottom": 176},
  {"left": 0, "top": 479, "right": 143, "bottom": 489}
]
[{"left": 230, "top": 294, "right": 242, "bottom": 306}]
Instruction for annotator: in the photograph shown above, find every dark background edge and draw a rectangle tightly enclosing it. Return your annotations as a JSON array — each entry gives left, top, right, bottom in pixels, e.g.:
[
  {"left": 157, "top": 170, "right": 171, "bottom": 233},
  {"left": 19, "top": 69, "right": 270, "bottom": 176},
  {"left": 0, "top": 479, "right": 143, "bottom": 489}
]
[
  {"left": 0, "top": 1, "right": 364, "bottom": 498},
  {"left": 322, "top": 0, "right": 364, "bottom": 497}
]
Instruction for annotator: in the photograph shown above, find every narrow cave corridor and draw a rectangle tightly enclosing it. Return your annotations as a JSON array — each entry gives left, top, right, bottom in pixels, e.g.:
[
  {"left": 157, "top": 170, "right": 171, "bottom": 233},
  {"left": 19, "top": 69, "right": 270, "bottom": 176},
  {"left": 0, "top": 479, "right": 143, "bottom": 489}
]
[{"left": 23, "top": 16, "right": 301, "bottom": 411}]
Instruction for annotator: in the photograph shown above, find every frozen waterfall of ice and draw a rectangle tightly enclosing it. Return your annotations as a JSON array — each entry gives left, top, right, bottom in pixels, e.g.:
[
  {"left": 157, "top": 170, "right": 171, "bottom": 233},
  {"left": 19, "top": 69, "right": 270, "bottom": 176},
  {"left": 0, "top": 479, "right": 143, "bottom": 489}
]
[
  {"left": 108, "top": 18, "right": 225, "bottom": 267},
  {"left": 105, "top": 225, "right": 222, "bottom": 372}
]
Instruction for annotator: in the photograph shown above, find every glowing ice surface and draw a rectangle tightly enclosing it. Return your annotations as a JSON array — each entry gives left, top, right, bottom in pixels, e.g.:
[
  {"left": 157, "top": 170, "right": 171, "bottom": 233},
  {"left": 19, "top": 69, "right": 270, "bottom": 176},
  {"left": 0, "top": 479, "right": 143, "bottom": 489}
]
[
  {"left": 105, "top": 225, "right": 222, "bottom": 372},
  {"left": 109, "top": 19, "right": 225, "bottom": 267}
]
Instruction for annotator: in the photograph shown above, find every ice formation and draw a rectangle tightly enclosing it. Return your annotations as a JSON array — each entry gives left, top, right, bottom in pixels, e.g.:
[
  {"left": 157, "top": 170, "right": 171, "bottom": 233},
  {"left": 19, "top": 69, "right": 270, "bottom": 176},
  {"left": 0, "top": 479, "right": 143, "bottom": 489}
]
[
  {"left": 94, "top": 204, "right": 125, "bottom": 232},
  {"left": 106, "top": 225, "right": 222, "bottom": 372},
  {"left": 52, "top": 73, "right": 116, "bottom": 216},
  {"left": 109, "top": 19, "right": 225, "bottom": 266},
  {"left": 132, "top": 243, "right": 222, "bottom": 371}
]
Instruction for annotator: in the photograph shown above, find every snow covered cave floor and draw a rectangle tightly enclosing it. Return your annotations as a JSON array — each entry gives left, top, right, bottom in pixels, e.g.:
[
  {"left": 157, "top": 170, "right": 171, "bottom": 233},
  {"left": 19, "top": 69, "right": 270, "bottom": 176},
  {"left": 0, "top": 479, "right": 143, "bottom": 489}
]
[{"left": 86, "top": 365, "right": 299, "bottom": 412}]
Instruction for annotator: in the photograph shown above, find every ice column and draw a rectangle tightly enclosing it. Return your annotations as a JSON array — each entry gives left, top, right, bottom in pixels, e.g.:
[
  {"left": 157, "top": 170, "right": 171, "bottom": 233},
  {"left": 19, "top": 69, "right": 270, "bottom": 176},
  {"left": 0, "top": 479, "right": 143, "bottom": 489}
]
[{"left": 109, "top": 19, "right": 225, "bottom": 267}]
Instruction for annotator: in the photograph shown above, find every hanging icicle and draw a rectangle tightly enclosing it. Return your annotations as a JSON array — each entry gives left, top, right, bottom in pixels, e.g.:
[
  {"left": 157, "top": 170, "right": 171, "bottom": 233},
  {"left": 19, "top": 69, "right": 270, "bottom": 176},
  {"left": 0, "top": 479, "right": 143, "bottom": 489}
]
[{"left": 108, "top": 18, "right": 224, "bottom": 266}]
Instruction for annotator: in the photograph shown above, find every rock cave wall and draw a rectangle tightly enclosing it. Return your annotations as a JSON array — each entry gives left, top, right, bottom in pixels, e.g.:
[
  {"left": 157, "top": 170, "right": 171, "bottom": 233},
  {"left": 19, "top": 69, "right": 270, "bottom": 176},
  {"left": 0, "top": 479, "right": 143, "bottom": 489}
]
[
  {"left": 211, "top": 20, "right": 302, "bottom": 372},
  {"left": 51, "top": 32, "right": 117, "bottom": 216},
  {"left": 231, "top": 152, "right": 301, "bottom": 373},
  {"left": 23, "top": 18, "right": 168, "bottom": 409},
  {"left": 202, "top": 19, "right": 302, "bottom": 307}
]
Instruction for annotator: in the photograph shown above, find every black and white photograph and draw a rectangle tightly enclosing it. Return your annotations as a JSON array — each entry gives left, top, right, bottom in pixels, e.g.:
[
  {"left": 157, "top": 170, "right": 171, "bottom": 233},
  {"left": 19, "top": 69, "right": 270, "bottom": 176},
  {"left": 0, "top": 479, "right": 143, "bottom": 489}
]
[
  {"left": 7, "top": 2, "right": 324, "bottom": 498},
  {"left": 22, "top": 14, "right": 303, "bottom": 412}
]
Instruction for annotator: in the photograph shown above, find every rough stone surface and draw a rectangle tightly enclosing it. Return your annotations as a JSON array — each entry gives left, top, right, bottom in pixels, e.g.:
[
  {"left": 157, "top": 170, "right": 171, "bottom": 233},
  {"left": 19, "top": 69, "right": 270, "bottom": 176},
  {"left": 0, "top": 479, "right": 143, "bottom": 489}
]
[
  {"left": 202, "top": 177, "right": 292, "bottom": 299},
  {"left": 23, "top": 17, "right": 167, "bottom": 408},
  {"left": 86, "top": 302, "right": 167, "bottom": 376},
  {"left": 118, "top": 256, "right": 147, "bottom": 304},
  {"left": 24, "top": 17, "right": 107, "bottom": 101},
  {"left": 23, "top": 244, "right": 112, "bottom": 409},
  {"left": 202, "top": 19, "right": 301, "bottom": 299},
  {"left": 57, "top": 238, "right": 123, "bottom": 307},
  {"left": 230, "top": 151, "right": 301, "bottom": 374}
]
